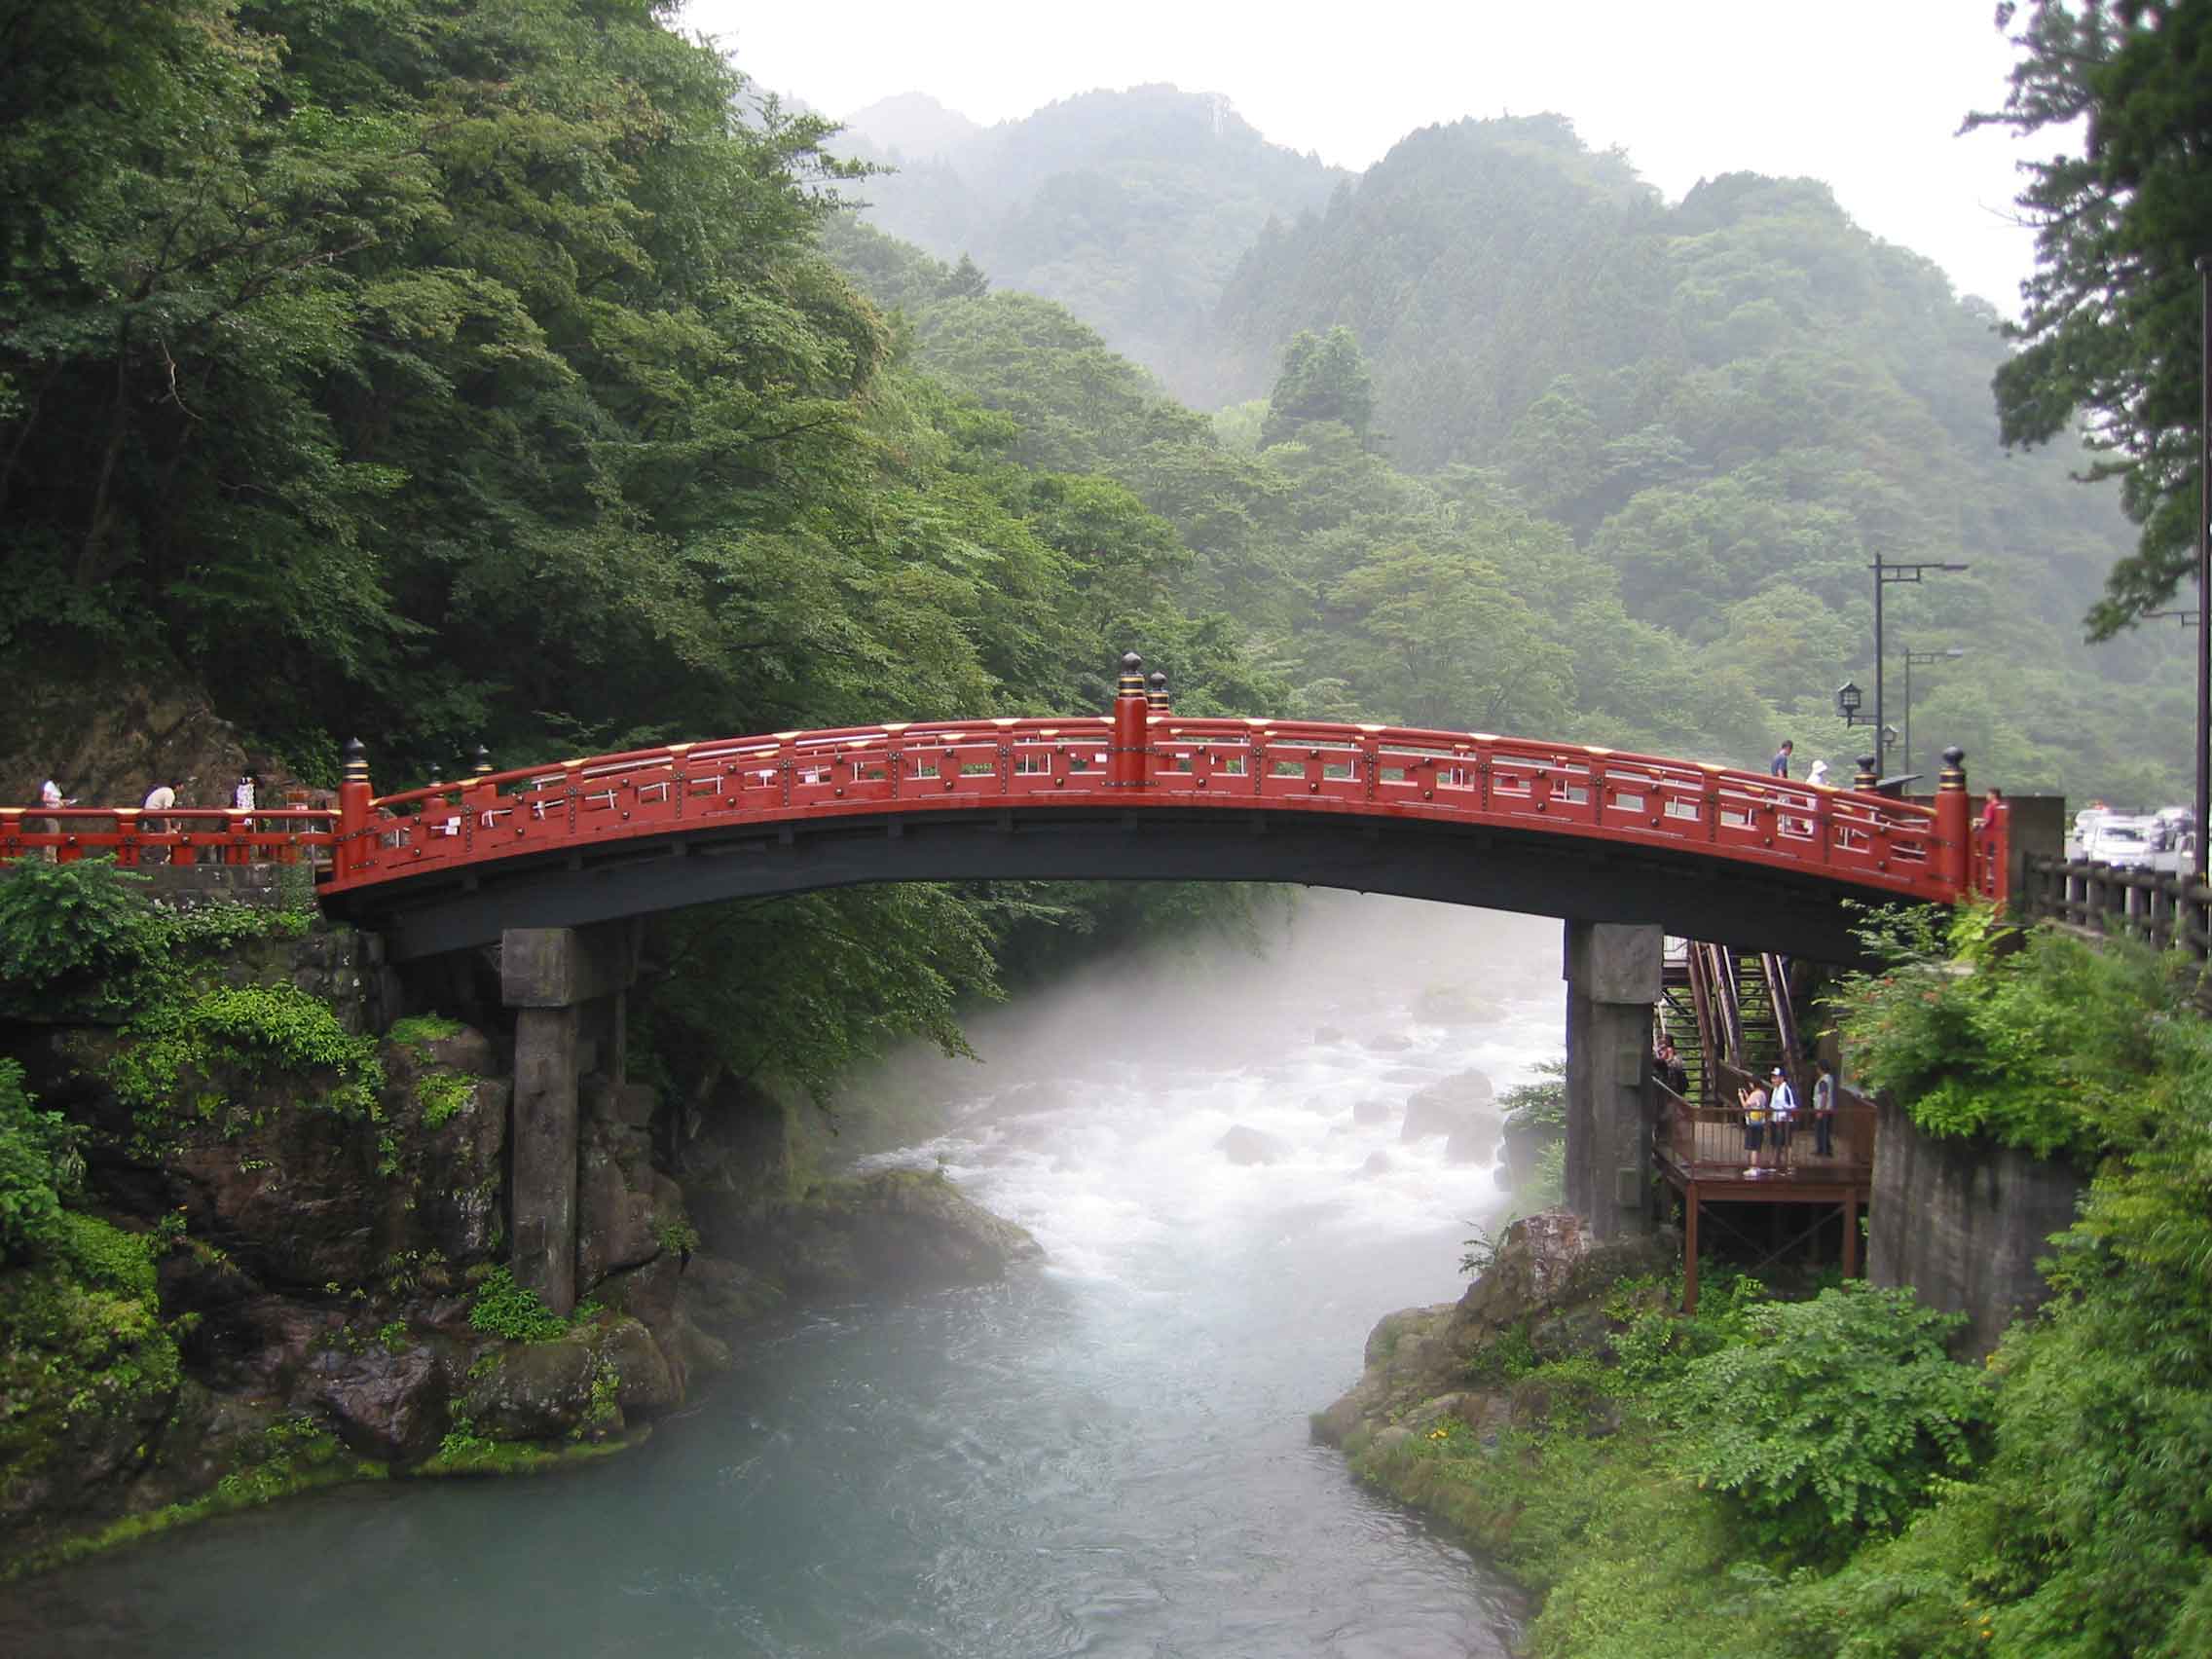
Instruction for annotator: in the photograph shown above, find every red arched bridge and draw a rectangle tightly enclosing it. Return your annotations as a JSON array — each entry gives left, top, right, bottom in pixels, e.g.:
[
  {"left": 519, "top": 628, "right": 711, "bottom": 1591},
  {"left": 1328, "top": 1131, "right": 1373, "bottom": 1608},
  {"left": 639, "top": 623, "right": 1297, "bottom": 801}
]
[{"left": 2, "top": 660, "right": 2008, "bottom": 962}]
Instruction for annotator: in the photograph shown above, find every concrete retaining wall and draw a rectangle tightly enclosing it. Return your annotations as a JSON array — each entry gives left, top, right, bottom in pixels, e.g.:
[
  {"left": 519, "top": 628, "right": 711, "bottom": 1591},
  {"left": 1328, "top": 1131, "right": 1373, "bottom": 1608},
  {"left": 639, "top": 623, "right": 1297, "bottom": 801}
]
[{"left": 1867, "top": 1093, "right": 2086, "bottom": 1356}]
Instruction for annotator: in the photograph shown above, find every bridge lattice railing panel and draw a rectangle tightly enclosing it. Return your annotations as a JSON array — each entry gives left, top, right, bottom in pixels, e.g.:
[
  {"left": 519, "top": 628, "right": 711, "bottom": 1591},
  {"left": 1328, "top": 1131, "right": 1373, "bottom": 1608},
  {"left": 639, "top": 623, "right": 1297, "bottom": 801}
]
[{"left": 297, "top": 717, "right": 1949, "bottom": 902}]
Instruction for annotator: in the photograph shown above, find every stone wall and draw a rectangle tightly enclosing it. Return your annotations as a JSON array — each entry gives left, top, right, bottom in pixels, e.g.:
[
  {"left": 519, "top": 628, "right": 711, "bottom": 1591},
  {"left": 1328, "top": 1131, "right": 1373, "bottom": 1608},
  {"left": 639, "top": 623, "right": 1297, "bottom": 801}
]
[{"left": 1866, "top": 1094, "right": 2086, "bottom": 1357}]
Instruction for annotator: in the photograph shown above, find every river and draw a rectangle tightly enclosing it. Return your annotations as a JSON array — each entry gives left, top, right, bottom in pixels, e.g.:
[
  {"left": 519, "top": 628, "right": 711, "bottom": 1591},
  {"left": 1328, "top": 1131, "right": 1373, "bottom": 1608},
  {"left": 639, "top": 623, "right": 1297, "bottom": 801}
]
[{"left": 5, "top": 894, "right": 1561, "bottom": 1658}]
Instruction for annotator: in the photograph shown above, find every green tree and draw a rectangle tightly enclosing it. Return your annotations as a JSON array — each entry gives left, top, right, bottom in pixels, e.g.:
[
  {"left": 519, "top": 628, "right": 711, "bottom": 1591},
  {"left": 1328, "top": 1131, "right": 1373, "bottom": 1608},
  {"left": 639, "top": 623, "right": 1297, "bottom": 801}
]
[
  {"left": 1262, "top": 326, "right": 1377, "bottom": 446},
  {"left": 1970, "top": 1, "right": 2212, "bottom": 637}
]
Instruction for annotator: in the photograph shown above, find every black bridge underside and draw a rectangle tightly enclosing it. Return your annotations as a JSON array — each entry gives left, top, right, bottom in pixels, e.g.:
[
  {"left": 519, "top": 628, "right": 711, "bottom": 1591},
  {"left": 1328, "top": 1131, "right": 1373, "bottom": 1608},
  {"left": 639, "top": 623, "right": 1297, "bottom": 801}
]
[{"left": 322, "top": 805, "right": 1912, "bottom": 965}]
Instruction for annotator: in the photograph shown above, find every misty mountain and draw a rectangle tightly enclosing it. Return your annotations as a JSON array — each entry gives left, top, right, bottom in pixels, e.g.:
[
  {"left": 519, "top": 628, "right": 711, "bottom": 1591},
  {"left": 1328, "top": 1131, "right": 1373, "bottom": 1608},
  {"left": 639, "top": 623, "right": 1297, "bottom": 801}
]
[
  {"left": 1206, "top": 115, "right": 2150, "bottom": 672},
  {"left": 842, "top": 91, "right": 980, "bottom": 162},
  {"left": 822, "top": 213, "right": 2187, "bottom": 806},
  {"left": 835, "top": 84, "right": 1345, "bottom": 398}
]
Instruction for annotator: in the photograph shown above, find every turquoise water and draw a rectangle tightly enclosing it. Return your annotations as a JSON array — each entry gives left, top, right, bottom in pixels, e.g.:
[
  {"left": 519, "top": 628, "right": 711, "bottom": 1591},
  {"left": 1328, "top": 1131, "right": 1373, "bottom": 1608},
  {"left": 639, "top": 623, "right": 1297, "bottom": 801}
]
[{"left": 3, "top": 898, "right": 1560, "bottom": 1657}]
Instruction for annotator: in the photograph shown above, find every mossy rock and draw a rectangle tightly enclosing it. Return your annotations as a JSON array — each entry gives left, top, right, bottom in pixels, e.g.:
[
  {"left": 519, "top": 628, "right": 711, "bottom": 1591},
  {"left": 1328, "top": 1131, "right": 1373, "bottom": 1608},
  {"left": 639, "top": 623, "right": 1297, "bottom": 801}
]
[{"left": 459, "top": 1339, "right": 600, "bottom": 1441}]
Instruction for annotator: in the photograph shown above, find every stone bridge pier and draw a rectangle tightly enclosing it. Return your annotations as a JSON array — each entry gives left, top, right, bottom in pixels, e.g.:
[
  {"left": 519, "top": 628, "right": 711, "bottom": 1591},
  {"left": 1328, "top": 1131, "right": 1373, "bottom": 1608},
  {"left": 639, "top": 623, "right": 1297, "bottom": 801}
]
[
  {"left": 1562, "top": 920, "right": 1663, "bottom": 1242},
  {"left": 500, "top": 921, "right": 641, "bottom": 1313}
]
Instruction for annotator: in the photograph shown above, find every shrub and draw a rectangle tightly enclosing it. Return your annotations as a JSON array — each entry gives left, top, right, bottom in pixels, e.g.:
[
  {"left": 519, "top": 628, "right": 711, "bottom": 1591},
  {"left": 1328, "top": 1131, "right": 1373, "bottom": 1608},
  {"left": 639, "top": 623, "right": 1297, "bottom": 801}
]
[
  {"left": 113, "top": 983, "right": 385, "bottom": 1122},
  {"left": 466, "top": 1266, "right": 569, "bottom": 1343},
  {"left": 1833, "top": 903, "right": 2177, "bottom": 1159},
  {"left": 415, "top": 1070, "right": 476, "bottom": 1128},
  {"left": 0, "top": 1059, "right": 80, "bottom": 1262},
  {"left": 1498, "top": 1062, "right": 1567, "bottom": 1132},
  {"left": 651, "top": 1215, "right": 699, "bottom": 1258},
  {"left": 0, "top": 858, "right": 153, "bottom": 1015},
  {"left": 1665, "top": 1283, "right": 1989, "bottom": 1564},
  {"left": 387, "top": 1014, "right": 466, "bottom": 1054}
]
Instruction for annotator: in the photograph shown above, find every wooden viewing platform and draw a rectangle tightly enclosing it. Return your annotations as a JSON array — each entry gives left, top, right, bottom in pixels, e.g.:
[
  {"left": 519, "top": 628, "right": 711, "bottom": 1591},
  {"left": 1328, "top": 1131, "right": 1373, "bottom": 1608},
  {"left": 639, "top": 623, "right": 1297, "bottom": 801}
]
[{"left": 1654, "top": 1082, "right": 1875, "bottom": 1311}]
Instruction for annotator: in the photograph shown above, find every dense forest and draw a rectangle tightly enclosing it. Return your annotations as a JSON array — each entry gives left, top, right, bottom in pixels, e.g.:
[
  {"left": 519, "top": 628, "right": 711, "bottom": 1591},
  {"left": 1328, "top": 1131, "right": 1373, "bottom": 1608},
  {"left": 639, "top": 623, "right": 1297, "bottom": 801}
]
[{"left": 0, "top": 0, "right": 1297, "bottom": 1102}]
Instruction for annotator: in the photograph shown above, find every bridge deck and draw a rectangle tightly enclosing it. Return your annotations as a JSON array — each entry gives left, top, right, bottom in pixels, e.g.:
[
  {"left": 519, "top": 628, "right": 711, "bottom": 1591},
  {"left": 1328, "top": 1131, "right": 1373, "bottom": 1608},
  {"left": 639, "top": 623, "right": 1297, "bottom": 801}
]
[{"left": 2, "top": 707, "right": 2010, "bottom": 960}]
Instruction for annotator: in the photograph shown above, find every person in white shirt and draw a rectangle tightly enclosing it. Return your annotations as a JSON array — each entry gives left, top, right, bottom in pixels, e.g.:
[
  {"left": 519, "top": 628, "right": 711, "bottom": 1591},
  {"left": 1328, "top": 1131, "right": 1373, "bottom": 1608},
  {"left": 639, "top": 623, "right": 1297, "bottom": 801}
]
[
  {"left": 1767, "top": 1065, "right": 1798, "bottom": 1166},
  {"left": 37, "top": 776, "right": 69, "bottom": 860}
]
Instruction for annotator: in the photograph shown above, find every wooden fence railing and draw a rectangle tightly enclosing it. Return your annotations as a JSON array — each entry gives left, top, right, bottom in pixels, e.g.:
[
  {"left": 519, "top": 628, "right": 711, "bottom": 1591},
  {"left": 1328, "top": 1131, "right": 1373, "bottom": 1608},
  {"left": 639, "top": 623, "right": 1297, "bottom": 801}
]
[
  {"left": 1655, "top": 1079, "right": 1875, "bottom": 1175},
  {"left": 2020, "top": 854, "right": 2211, "bottom": 957}
]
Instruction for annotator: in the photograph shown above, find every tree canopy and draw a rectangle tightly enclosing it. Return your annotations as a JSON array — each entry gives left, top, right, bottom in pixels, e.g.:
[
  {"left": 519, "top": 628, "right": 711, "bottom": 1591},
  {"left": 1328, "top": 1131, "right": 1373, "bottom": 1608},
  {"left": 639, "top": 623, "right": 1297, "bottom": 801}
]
[{"left": 1970, "top": 0, "right": 2212, "bottom": 638}]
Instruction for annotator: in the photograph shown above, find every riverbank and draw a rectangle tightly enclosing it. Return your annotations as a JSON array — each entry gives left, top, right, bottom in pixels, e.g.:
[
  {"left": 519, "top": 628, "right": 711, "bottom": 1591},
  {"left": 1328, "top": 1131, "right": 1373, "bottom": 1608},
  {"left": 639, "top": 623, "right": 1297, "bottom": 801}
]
[
  {"left": 1315, "top": 1212, "right": 2000, "bottom": 1658},
  {"left": 1320, "top": 912, "right": 2212, "bottom": 1658}
]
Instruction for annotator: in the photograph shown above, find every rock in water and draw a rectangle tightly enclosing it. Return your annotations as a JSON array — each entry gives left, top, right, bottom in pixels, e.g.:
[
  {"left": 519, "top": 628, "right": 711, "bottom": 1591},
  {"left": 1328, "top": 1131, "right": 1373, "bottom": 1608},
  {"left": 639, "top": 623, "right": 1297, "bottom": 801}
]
[
  {"left": 1217, "top": 1124, "right": 1288, "bottom": 1165},
  {"left": 1401, "top": 1070, "right": 1498, "bottom": 1142},
  {"left": 766, "top": 1169, "right": 1044, "bottom": 1298},
  {"left": 1444, "top": 1123, "right": 1496, "bottom": 1165}
]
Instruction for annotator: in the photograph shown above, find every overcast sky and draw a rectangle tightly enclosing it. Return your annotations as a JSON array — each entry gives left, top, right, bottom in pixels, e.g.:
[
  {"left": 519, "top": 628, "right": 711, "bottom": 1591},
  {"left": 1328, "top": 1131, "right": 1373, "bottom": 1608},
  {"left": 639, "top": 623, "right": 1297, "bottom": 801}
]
[{"left": 682, "top": 0, "right": 2054, "bottom": 313}]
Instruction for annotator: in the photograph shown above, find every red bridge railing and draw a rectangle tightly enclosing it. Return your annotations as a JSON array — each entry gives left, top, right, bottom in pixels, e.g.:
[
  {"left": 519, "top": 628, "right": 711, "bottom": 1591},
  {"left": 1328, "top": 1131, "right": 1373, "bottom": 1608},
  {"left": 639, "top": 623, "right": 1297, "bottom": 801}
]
[
  {"left": 0, "top": 806, "right": 336, "bottom": 867},
  {"left": 1, "top": 676, "right": 2006, "bottom": 910}
]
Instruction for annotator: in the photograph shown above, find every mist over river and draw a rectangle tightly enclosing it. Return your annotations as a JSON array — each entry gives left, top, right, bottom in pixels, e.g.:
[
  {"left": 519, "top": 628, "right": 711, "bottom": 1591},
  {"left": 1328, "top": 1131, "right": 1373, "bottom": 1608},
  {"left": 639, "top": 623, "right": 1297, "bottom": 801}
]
[{"left": 5, "top": 895, "right": 1562, "bottom": 1658}]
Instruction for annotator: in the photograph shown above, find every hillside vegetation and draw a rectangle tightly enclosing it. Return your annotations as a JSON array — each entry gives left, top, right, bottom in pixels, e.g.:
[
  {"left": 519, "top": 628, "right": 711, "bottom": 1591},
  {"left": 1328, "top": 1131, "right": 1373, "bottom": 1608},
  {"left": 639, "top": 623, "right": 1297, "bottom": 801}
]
[
  {"left": 838, "top": 92, "right": 2185, "bottom": 801},
  {"left": 837, "top": 84, "right": 1345, "bottom": 405}
]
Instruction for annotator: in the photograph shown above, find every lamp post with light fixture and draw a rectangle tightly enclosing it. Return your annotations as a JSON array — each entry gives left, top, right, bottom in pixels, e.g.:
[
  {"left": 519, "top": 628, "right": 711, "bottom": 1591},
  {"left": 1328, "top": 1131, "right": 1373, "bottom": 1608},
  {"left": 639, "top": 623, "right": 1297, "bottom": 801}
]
[{"left": 1871, "top": 555, "right": 1970, "bottom": 774}]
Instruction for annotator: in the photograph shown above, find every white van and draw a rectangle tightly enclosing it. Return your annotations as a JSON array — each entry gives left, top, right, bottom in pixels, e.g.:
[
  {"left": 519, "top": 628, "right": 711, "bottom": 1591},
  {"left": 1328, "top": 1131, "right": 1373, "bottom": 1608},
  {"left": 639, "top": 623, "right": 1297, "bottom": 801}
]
[{"left": 2083, "top": 816, "right": 2157, "bottom": 868}]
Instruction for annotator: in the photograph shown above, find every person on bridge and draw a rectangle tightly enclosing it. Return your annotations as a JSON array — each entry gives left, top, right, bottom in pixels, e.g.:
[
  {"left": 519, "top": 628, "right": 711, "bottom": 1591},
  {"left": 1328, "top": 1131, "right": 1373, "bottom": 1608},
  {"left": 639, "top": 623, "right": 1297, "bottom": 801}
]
[
  {"left": 1977, "top": 786, "right": 2005, "bottom": 833},
  {"left": 1768, "top": 1065, "right": 1798, "bottom": 1166},
  {"left": 1805, "top": 758, "right": 1829, "bottom": 789},
  {"left": 1812, "top": 1058, "right": 1837, "bottom": 1160},
  {"left": 1739, "top": 1078, "right": 1768, "bottom": 1170},
  {"left": 1769, "top": 740, "right": 1793, "bottom": 778},
  {"left": 141, "top": 781, "right": 177, "bottom": 864},
  {"left": 37, "top": 775, "right": 73, "bottom": 861}
]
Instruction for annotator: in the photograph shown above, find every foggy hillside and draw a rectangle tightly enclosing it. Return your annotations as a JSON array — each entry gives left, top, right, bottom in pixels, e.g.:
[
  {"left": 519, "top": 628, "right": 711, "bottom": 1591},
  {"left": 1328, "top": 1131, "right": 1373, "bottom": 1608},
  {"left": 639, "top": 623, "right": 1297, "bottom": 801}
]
[
  {"left": 835, "top": 84, "right": 1345, "bottom": 396},
  {"left": 818, "top": 92, "right": 2188, "bottom": 804}
]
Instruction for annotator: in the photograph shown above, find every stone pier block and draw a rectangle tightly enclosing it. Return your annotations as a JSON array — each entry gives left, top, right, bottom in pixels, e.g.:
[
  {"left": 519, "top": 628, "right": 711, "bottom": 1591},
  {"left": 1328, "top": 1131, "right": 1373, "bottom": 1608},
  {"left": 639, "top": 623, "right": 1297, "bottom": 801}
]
[
  {"left": 1563, "top": 921, "right": 1663, "bottom": 1241},
  {"left": 511, "top": 1005, "right": 580, "bottom": 1313}
]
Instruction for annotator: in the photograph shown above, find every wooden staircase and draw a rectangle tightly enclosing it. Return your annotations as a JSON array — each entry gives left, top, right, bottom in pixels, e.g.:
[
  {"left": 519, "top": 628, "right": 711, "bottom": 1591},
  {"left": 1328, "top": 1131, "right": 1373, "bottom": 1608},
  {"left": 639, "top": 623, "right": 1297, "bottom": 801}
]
[{"left": 1657, "top": 940, "right": 1799, "bottom": 1104}]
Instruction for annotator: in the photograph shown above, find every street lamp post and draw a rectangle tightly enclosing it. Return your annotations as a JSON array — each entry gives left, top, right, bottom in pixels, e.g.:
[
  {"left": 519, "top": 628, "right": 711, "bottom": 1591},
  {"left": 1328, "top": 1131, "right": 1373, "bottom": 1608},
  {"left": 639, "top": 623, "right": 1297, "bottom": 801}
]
[
  {"left": 1902, "top": 648, "right": 1966, "bottom": 784},
  {"left": 2195, "top": 254, "right": 2210, "bottom": 885},
  {"left": 1871, "top": 555, "right": 1971, "bottom": 769}
]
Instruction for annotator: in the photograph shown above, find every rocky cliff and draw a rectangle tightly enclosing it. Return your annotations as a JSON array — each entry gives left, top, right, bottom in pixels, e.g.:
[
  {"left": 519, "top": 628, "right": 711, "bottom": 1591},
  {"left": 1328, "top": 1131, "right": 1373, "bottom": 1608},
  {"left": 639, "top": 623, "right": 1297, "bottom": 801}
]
[
  {"left": 1312, "top": 1212, "right": 1673, "bottom": 1458},
  {"left": 0, "top": 911, "right": 1042, "bottom": 1574}
]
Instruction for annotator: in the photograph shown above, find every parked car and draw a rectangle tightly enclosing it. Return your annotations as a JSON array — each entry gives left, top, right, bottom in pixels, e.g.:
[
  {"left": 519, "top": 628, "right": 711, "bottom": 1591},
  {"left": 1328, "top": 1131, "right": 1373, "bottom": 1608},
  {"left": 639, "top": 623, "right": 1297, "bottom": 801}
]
[{"left": 2083, "top": 815, "right": 2158, "bottom": 868}]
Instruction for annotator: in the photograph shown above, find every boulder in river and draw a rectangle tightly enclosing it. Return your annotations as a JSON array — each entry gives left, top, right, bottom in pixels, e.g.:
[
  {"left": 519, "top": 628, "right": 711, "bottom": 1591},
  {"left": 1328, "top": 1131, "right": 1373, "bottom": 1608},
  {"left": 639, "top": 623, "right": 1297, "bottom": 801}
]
[
  {"left": 1401, "top": 1070, "right": 1498, "bottom": 1143},
  {"left": 1351, "top": 1097, "right": 1391, "bottom": 1125},
  {"left": 1218, "top": 1125, "right": 1289, "bottom": 1166},
  {"left": 461, "top": 1340, "right": 600, "bottom": 1442},
  {"left": 312, "top": 1345, "right": 451, "bottom": 1465},
  {"left": 764, "top": 1169, "right": 1045, "bottom": 1298}
]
